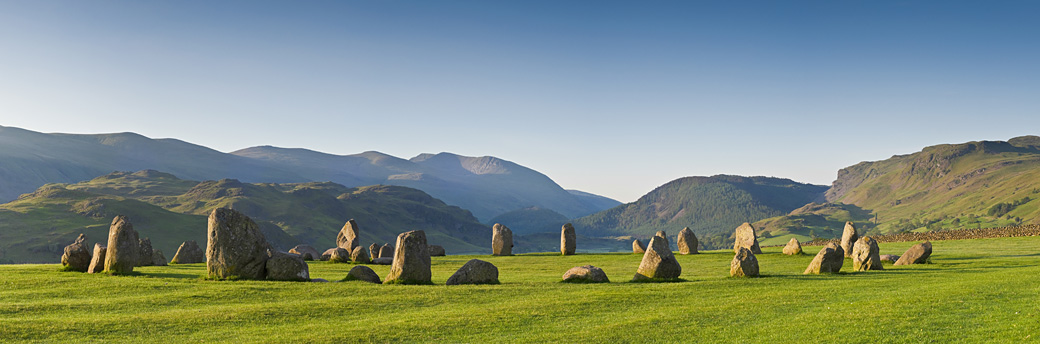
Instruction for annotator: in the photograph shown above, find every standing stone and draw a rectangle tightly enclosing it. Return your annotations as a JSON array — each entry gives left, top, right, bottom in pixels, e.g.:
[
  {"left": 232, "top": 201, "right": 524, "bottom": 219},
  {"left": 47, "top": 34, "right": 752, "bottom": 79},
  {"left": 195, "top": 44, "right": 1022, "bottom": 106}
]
[
  {"left": 894, "top": 242, "right": 933, "bottom": 266},
  {"left": 730, "top": 247, "right": 760, "bottom": 277},
  {"left": 61, "top": 233, "right": 91, "bottom": 272},
  {"left": 654, "top": 230, "right": 670, "bottom": 250},
  {"left": 206, "top": 208, "right": 271, "bottom": 280},
  {"left": 265, "top": 250, "right": 310, "bottom": 281},
  {"left": 733, "top": 222, "right": 762, "bottom": 254},
  {"left": 840, "top": 222, "right": 860, "bottom": 258},
  {"left": 328, "top": 247, "right": 351, "bottom": 263},
  {"left": 804, "top": 242, "right": 844, "bottom": 274},
  {"left": 879, "top": 254, "right": 900, "bottom": 263},
  {"left": 446, "top": 259, "right": 499, "bottom": 285},
  {"left": 289, "top": 245, "right": 320, "bottom": 260},
  {"left": 677, "top": 227, "right": 698, "bottom": 255},
  {"left": 561, "top": 223, "right": 576, "bottom": 256},
  {"left": 852, "top": 236, "right": 883, "bottom": 271},
  {"left": 87, "top": 244, "right": 107, "bottom": 274},
  {"left": 384, "top": 230, "right": 432, "bottom": 285},
  {"left": 336, "top": 219, "right": 361, "bottom": 251},
  {"left": 320, "top": 248, "right": 337, "bottom": 261},
  {"left": 171, "top": 240, "right": 205, "bottom": 264},
  {"left": 137, "top": 237, "right": 154, "bottom": 267},
  {"left": 491, "top": 223, "right": 513, "bottom": 256},
  {"left": 562, "top": 265, "right": 609, "bottom": 283},
  {"left": 104, "top": 216, "right": 140, "bottom": 274},
  {"left": 350, "top": 246, "right": 371, "bottom": 264},
  {"left": 632, "top": 239, "right": 646, "bottom": 254},
  {"left": 344, "top": 265, "right": 381, "bottom": 283},
  {"left": 152, "top": 249, "right": 168, "bottom": 267},
  {"left": 782, "top": 238, "right": 802, "bottom": 255},
  {"left": 429, "top": 245, "right": 446, "bottom": 256},
  {"left": 378, "top": 244, "right": 394, "bottom": 259},
  {"left": 369, "top": 243, "right": 381, "bottom": 258},
  {"left": 632, "top": 236, "right": 682, "bottom": 281}
]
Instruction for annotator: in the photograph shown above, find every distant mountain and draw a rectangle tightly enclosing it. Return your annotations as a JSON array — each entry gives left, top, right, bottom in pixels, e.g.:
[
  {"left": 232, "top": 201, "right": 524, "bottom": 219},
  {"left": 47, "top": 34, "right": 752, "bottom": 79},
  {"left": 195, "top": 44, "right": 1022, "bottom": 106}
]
[
  {"left": 0, "top": 126, "right": 620, "bottom": 222},
  {"left": 0, "top": 170, "right": 491, "bottom": 263},
  {"left": 566, "top": 189, "right": 623, "bottom": 212},
  {"left": 572, "top": 175, "right": 829, "bottom": 242}
]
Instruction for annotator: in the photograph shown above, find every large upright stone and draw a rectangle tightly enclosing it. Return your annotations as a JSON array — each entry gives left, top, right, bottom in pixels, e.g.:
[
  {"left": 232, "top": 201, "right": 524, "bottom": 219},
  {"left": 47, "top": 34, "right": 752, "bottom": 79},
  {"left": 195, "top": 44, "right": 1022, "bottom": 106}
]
[
  {"left": 369, "top": 243, "right": 381, "bottom": 258},
  {"left": 894, "top": 242, "right": 933, "bottom": 266},
  {"left": 840, "top": 222, "right": 860, "bottom": 258},
  {"left": 137, "top": 237, "right": 154, "bottom": 267},
  {"left": 350, "top": 246, "right": 371, "bottom": 264},
  {"left": 632, "top": 239, "right": 646, "bottom": 254},
  {"left": 289, "top": 245, "right": 320, "bottom": 260},
  {"left": 384, "top": 230, "right": 432, "bottom": 284},
  {"left": 561, "top": 223, "right": 576, "bottom": 256},
  {"left": 336, "top": 219, "right": 361, "bottom": 251},
  {"left": 804, "top": 242, "right": 844, "bottom": 274},
  {"left": 446, "top": 259, "right": 499, "bottom": 285},
  {"left": 378, "top": 244, "right": 394, "bottom": 259},
  {"left": 782, "top": 238, "right": 803, "bottom": 255},
  {"left": 171, "top": 240, "right": 205, "bottom": 264},
  {"left": 206, "top": 208, "right": 271, "bottom": 280},
  {"left": 633, "top": 236, "right": 682, "bottom": 281},
  {"left": 152, "top": 249, "right": 168, "bottom": 266},
  {"left": 677, "top": 227, "right": 698, "bottom": 255},
  {"left": 730, "top": 247, "right": 760, "bottom": 277},
  {"left": 852, "top": 236, "right": 883, "bottom": 271},
  {"left": 87, "top": 243, "right": 106, "bottom": 274},
  {"left": 61, "top": 233, "right": 91, "bottom": 272},
  {"left": 265, "top": 250, "right": 310, "bottom": 281},
  {"left": 491, "top": 223, "right": 513, "bottom": 256},
  {"left": 733, "top": 223, "right": 761, "bottom": 254},
  {"left": 104, "top": 216, "right": 140, "bottom": 274}
]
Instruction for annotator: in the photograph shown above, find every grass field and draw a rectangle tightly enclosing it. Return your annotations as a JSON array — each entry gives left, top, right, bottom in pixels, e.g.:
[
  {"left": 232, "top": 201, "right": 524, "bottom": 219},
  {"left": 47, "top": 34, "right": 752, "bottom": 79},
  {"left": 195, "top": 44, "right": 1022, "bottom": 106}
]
[{"left": 2, "top": 236, "right": 1039, "bottom": 342}]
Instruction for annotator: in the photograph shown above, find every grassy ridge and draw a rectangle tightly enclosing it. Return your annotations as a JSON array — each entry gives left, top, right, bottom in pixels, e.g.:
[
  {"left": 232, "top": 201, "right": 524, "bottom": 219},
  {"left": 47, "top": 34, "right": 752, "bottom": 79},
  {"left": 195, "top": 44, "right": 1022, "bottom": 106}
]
[{"left": 2, "top": 236, "right": 1038, "bottom": 342}]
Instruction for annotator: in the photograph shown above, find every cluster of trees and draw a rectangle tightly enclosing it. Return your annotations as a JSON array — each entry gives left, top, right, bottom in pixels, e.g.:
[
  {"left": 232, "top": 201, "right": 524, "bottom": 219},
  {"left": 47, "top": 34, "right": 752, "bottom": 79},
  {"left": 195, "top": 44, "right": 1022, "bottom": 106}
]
[{"left": 987, "top": 196, "right": 1032, "bottom": 217}]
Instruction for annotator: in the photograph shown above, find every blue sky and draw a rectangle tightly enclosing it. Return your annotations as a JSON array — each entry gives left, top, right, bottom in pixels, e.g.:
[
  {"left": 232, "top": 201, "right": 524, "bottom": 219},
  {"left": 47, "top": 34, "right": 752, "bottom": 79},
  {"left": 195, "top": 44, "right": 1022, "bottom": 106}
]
[{"left": 1, "top": 1, "right": 1038, "bottom": 202}]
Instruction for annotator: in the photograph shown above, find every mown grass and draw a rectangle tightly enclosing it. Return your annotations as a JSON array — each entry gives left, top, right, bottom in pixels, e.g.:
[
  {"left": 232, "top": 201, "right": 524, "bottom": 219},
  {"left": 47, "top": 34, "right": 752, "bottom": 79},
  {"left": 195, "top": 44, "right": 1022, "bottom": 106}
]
[{"left": 2, "top": 236, "right": 1039, "bottom": 342}]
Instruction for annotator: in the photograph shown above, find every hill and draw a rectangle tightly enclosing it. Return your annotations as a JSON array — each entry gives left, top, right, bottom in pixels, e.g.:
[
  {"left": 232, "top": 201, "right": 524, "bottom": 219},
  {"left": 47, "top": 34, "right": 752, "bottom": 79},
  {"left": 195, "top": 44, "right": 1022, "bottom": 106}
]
[
  {"left": 572, "top": 175, "right": 828, "bottom": 245},
  {"left": 0, "top": 170, "right": 493, "bottom": 263}
]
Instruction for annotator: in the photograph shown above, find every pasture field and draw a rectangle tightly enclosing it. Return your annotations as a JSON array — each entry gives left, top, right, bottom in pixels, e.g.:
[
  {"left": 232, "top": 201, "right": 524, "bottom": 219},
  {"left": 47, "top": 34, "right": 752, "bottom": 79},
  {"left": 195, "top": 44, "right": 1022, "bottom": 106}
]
[{"left": 2, "top": 236, "right": 1039, "bottom": 342}]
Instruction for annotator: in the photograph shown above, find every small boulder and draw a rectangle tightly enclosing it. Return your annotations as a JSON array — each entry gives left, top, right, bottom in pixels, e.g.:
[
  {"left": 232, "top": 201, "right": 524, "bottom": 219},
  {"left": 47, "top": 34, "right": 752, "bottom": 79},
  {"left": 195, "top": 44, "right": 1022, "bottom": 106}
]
[
  {"left": 384, "top": 230, "right": 432, "bottom": 284},
  {"left": 732, "top": 222, "right": 761, "bottom": 254},
  {"left": 894, "top": 242, "right": 932, "bottom": 266},
  {"left": 336, "top": 219, "right": 361, "bottom": 251},
  {"left": 205, "top": 208, "right": 272, "bottom": 280},
  {"left": 369, "top": 243, "right": 381, "bottom": 258},
  {"left": 151, "top": 249, "right": 168, "bottom": 267},
  {"left": 561, "top": 223, "right": 576, "bottom": 255},
  {"left": 677, "top": 227, "right": 698, "bottom": 255},
  {"left": 378, "top": 244, "right": 394, "bottom": 260},
  {"left": 429, "top": 245, "right": 446, "bottom": 256},
  {"left": 804, "top": 242, "right": 844, "bottom": 274},
  {"left": 87, "top": 243, "right": 107, "bottom": 274},
  {"left": 492, "top": 223, "right": 513, "bottom": 256},
  {"left": 350, "top": 246, "right": 371, "bottom": 264},
  {"left": 289, "top": 245, "right": 320, "bottom": 260},
  {"left": 137, "top": 237, "right": 154, "bottom": 267},
  {"left": 61, "top": 233, "right": 91, "bottom": 272},
  {"left": 446, "top": 259, "right": 499, "bottom": 285},
  {"left": 344, "top": 265, "right": 381, "bottom": 283},
  {"left": 171, "top": 240, "right": 205, "bottom": 264},
  {"left": 328, "top": 247, "right": 351, "bottom": 263},
  {"left": 320, "top": 248, "right": 336, "bottom": 261},
  {"left": 265, "top": 250, "right": 310, "bottom": 281},
  {"left": 782, "top": 238, "right": 802, "bottom": 255},
  {"left": 851, "top": 236, "right": 883, "bottom": 271},
  {"left": 633, "top": 236, "right": 682, "bottom": 281},
  {"left": 310, "top": 278, "right": 329, "bottom": 283},
  {"left": 372, "top": 257, "right": 393, "bottom": 265},
  {"left": 879, "top": 254, "right": 900, "bottom": 263},
  {"left": 730, "top": 247, "right": 760, "bottom": 277},
  {"left": 632, "top": 239, "right": 646, "bottom": 254},
  {"left": 562, "top": 265, "right": 609, "bottom": 283},
  {"left": 104, "top": 216, "right": 140, "bottom": 274},
  {"left": 840, "top": 222, "right": 859, "bottom": 258}
]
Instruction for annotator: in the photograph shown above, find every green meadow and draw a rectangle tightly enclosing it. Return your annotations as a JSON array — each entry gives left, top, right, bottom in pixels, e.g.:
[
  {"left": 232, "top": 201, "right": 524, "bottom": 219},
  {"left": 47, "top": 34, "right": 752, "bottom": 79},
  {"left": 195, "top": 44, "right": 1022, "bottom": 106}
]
[{"left": 2, "top": 236, "right": 1039, "bottom": 343}]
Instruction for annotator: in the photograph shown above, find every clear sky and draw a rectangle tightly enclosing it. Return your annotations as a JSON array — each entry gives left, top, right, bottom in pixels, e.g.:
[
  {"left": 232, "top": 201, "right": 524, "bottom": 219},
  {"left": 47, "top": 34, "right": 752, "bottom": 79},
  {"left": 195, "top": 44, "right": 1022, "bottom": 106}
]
[{"left": 1, "top": 1, "right": 1038, "bottom": 203}]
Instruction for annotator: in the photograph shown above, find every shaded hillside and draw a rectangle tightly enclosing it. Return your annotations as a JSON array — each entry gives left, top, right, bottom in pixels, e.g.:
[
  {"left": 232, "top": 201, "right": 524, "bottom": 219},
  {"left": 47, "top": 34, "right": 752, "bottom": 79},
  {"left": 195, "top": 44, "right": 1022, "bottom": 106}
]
[
  {"left": 752, "top": 203, "right": 875, "bottom": 246},
  {"left": 487, "top": 206, "right": 570, "bottom": 236},
  {"left": 573, "top": 175, "right": 828, "bottom": 241},
  {"left": 567, "top": 189, "right": 623, "bottom": 212}
]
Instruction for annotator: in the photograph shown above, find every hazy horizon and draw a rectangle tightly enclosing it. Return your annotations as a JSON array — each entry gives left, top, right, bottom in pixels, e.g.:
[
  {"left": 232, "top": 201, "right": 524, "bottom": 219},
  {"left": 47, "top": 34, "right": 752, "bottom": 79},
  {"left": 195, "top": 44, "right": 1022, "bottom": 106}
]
[{"left": 2, "top": 1, "right": 1038, "bottom": 202}]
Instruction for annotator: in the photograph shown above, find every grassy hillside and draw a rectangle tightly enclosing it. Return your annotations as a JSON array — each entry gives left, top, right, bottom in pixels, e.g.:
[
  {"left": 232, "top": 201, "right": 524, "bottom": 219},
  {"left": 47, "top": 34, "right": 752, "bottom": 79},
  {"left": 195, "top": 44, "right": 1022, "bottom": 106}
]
[
  {"left": 2, "top": 236, "right": 1038, "bottom": 341},
  {"left": 752, "top": 203, "right": 875, "bottom": 246},
  {"left": 573, "top": 175, "right": 828, "bottom": 242}
]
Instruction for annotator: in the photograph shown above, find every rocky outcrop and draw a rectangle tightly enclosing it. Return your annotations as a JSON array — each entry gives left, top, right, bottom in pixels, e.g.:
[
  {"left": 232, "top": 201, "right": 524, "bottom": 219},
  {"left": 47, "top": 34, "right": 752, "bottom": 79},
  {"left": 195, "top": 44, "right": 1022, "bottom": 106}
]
[
  {"left": 851, "top": 236, "right": 883, "bottom": 271},
  {"left": 265, "top": 250, "right": 310, "bottom": 281},
  {"left": 350, "top": 246, "right": 371, "bottom": 264},
  {"left": 840, "top": 222, "right": 859, "bottom": 258},
  {"left": 87, "top": 243, "right": 106, "bottom": 274},
  {"left": 104, "top": 216, "right": 140, "bottom": 274},
  {"left": 384, "top": 230, "right": 432, "bottom": 285},
  {"left": 782, "top": 238, "right": 802, "bottom": 255},
  {"left": 137, "top": 237, "right": 154, "bottom": 267},
  {"left": 804, "top": 242, "right": 844, "bottom": 274},
  {"left": 492, "top": 223, "right": 513, "bottom": 256},
  {"left": 730, "top": 247, "right": 759, "bottom": 277},
  {"left": 632, "top": 239, "right": 646, "bottom": 254},
  {"left": 289, "top": 245, "right": 320, "bottom": 260},
  {"left": 61, "top": 233, "right": 91, "bottom": 272},
  {"left": 677, "top": 227, "right": 698, "bottom": 255},
  {"left": 344, "top": 265, "right": 381, "bottom": 283},
  {"left": 171, "top": 240, "right": 205, "bottom": 264},
  {"left": 205, "top": 208, "right": 271, "bottom": 280},
  {"left": 733, "top": 223, "right": 761, "bottom": 254},
  {"left": 446, "top": 259, "right": 499, "bottom": 285},
  {"left": 561, "top": 223, "right": 576, "bottom": 255},
  {"left": 633, "top": 236, "right": 681, "bottom": 281},
  {"left": 562, "top": 265, "right": 609, "bottom": 283},
  {"left": 894, "top": 242, "right": 932, "bottom": 265},
  {"left": 428, "top": 245, "right": 446, "bottom": 256},
  {"left": 336, "top": 219, "right": 361, "bottom": 251}
]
